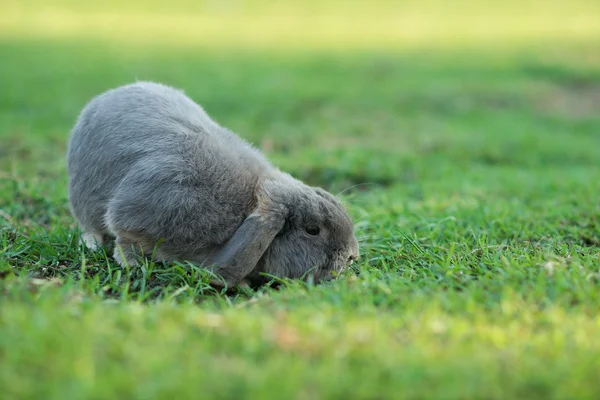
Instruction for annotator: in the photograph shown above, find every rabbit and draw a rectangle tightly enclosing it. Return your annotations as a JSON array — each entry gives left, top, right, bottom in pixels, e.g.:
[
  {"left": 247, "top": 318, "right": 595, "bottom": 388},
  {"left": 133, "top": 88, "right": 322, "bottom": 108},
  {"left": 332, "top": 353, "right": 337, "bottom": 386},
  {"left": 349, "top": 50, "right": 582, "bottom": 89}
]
[{"left": 67, "top": 81, "right": 359, "bottom": 288}]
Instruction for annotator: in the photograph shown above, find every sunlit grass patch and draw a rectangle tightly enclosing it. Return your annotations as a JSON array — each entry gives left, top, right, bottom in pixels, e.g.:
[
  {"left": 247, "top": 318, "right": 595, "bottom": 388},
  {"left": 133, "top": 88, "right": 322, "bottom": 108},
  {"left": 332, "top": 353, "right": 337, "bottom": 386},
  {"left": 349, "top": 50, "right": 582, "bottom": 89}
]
[{"left": 2, "top": 0, "right": 600, "bottom": 50}]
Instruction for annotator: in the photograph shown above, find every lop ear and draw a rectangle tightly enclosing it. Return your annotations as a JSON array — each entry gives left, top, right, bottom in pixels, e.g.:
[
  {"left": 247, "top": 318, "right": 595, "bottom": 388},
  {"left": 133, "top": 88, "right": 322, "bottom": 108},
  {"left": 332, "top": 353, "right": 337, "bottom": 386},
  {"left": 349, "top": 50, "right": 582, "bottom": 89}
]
[{"left": 206, "top": 206, "right": 287, "bottom": 289}]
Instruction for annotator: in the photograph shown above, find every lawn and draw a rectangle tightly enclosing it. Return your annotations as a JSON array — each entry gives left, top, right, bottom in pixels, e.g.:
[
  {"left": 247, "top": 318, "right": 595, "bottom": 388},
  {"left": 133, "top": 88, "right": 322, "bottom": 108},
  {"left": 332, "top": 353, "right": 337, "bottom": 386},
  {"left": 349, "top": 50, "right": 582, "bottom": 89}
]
[{"left": 1, "top": 1, "right": 600, "bottom": 399}]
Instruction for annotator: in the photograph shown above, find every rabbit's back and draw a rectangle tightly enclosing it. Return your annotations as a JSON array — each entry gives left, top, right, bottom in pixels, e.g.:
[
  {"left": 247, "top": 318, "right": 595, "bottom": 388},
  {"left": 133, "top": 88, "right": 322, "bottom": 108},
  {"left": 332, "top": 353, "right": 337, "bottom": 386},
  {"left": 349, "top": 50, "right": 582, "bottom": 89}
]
[{"left": 68, "top": 82, "right": 271, "bottom": 250}]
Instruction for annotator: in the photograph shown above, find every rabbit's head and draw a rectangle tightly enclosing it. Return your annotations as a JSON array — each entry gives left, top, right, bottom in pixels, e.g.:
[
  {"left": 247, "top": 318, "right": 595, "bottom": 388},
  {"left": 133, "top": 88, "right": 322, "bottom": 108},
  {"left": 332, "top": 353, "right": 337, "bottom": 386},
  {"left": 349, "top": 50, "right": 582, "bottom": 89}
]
[{"left": 243, "top": 173, "right": 360, "bottom": 286}]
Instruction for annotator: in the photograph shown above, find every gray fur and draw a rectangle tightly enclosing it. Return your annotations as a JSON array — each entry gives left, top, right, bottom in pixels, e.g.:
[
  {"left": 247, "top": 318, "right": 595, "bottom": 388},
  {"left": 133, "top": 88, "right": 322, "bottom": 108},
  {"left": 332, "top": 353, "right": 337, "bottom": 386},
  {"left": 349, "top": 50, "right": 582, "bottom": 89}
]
[{"left": 67, "top": 81, "right": 359, "bottom": 288}]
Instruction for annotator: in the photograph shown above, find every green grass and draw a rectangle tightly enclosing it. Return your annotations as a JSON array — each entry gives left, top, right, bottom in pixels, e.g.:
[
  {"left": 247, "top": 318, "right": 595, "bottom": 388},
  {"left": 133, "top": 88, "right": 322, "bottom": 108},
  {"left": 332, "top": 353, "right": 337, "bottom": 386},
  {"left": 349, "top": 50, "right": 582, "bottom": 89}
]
[{"left": 1, "top": 1, "right": 600, "bottom": 398}]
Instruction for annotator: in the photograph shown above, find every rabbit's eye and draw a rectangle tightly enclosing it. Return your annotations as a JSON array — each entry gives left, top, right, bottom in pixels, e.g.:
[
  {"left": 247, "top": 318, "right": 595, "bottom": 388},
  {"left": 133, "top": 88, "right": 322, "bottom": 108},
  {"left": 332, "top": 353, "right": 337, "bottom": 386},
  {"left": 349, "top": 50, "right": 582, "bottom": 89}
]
[{"left": 306, "top": 226, "right": 320, "bottom": 236}]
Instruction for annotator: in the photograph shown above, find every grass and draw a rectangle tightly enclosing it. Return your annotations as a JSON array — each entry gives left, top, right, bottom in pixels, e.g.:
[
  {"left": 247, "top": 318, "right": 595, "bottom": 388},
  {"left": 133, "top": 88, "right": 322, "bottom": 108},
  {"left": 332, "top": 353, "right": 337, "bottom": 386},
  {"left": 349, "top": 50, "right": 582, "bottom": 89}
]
[
  {"left": 1, "top": 1, "right": 600, "bottom": 398},
  {"left": 3, "top": 0, "right": 600, "bottom": 49}
]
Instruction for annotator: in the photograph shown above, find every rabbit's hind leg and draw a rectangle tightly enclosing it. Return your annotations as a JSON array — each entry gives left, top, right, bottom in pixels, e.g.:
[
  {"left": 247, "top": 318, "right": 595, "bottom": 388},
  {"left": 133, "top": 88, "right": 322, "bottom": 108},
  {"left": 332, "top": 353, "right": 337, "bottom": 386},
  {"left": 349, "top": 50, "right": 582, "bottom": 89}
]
[
  {"left": 81, "top": 231, "right": 105, "bottom": 251},
  {"left": 112, "top": 236, "right": 146, "bottom": 267}
]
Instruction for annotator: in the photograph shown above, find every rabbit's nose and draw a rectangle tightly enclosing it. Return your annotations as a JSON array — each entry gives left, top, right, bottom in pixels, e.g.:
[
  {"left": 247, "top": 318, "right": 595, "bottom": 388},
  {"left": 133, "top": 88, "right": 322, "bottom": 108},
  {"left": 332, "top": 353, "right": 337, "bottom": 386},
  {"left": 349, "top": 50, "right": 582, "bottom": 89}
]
[{"left": 347, "top": 254, "right": 357, "bottom": 264}]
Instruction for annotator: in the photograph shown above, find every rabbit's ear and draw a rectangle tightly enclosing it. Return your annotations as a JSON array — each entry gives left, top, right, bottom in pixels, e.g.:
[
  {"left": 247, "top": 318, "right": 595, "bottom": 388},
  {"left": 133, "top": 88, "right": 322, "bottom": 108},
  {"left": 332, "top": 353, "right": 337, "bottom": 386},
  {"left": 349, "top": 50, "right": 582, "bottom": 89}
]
[{"left": 207, "top": 209, "right": 286, "bottom": 288}]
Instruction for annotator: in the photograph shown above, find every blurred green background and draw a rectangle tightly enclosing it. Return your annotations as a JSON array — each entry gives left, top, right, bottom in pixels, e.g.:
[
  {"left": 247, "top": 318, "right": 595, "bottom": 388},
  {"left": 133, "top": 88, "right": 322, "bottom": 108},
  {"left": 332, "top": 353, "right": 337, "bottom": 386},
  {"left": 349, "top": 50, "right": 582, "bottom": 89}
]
[
  {"left": 2, "top": 0, "right": 599, "bottom": 191},
  {"left": 3, "top": 0, "right": 600, "bottom": 48},
  {"left": 1, "top": 1, "right": 600, "bottom": 399}
]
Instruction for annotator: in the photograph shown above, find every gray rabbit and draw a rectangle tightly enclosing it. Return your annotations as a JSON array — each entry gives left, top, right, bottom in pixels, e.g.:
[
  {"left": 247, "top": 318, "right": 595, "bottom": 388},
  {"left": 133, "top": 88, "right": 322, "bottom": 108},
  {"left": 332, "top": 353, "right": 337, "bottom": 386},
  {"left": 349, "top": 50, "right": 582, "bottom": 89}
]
[{"left": 67, "top": 82, "right": 359, "bottom": 288}]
